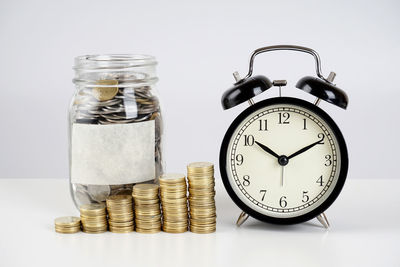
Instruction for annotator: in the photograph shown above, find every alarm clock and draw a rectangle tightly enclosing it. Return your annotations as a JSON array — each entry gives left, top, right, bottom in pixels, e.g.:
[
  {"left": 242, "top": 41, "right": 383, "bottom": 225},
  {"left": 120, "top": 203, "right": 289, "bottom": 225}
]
[{"left": 219, "top": 45, "right": 349, "bottom": 228}]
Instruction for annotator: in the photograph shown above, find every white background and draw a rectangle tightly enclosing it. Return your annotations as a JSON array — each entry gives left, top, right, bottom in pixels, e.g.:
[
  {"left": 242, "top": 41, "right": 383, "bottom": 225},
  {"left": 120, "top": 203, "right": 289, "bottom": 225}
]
[{"left": 0, "top": 0, "right": 399, "bottom": 179}]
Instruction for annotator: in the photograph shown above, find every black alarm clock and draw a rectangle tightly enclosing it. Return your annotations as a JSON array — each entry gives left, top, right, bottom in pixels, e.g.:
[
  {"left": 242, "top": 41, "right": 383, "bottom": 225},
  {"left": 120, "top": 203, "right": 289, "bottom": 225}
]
[{"left": 219, "top": 45, "right": 349, "bottom": 228}]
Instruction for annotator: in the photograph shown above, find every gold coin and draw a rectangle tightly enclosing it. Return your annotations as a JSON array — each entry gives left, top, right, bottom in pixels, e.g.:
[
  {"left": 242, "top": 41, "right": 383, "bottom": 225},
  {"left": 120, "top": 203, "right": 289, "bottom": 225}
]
[
  {"left": 135, "top": 213, "right": 162, "bottom": 219},
  {"left": 190, "top": 214, "right": 217, "bottom": 220},
  {"left": 81, "top": 223, "right": 108, "bottom": 229},
  {"left": 107, "top": 205, "right": 133, "bottom": 209},
  {"left": 136, "top": 227, "right": 161, "bottom": 234},
  {"left": 82, "top": 226, "right": 108, "bottom": 231},
  {"left": 188, "top": 201, "right": 215, "bottom": 207},
  {"left": 82, "top": 225, "right": 108, "bottom": 230},
  {"left": 189, "top": 207, "right": 215, "bottom": 213},
  {"left": 159, "top": 173, "right": 186, "bottom": 183},
  {"left": 187, "top": 175, "right": 213, "bottom": 179},
  {"left": 108, "top": 211, "right": 133, "bottom": 217},
  {"left": 80, "top": 217, "right": 107, "bottom": 223},
  {"left": 109, "top": 225, "right": 134, "bottom": 233},
  {"left": 107, "top": 194, "right": 132, "bottom": 202},
  {"left": 108, "top": 209, "right": 134, "bottom": 215},
  {"left": 190, "top": 228, "right": 216, "bottom": 234},
  {"left": 160, "top": 182, "right": 187, "bottom": 187},
  {"left": 108, "top": 215, "right": 133, "bottom": 220},
  {"left": 190, "top": 221, "right": 217, "bottom": 227},
  {"left": 108, "top": 211, "right": 134, "bottom": 217},
  {"left": 190, "top": 219, "right": 217, "bottom": 225},
  {"left": 80, "top": 217, "right": 108, "bottom": 223},
  {"left": 162, "top": 203, "right": 188, "bottom": 208},
  {"left": 54, "top": 224, "right": 81, "bottom": 230},
  {"left": 108, "top": 216, "right": 134, "bottom": 222},
  {"left": 110, "top": 228, "right": 134, "bottom": 233},
  {"left": 54, "top": 216, "right": 81, "bottom": 227},
  {"left": 163, "top": 212, "right": 188, "bottom": 218},
  {"left": 162, "top": 221, "right": 188, "bottom": 226},
  {"left": 162, "top": 226, "right": 187, "bottom": 233},
  {"left": 134, "top": 202, "right": 160, "bottom": 209},
  {"left": 82, "top": 229, "right": 108, "bottom": 234},
  {"left": 190, "top": 216, "right": 217, "bottom": 223},
  {"left": 188, "top": 171, "right": 213, "bottom": 175},
  {"left": 135, "top": 211, "right": 161, "bottom": 219},
  {"left": 187, "top": 162, "right": 214, "bottom": 169},
  {"left": 190, "top": 211, "right": 217, "bottom": 218},
  {"left": 132, "top": 195, "right": 159, "bottom": 201},
  {"left": 135, "top": 222, "right": 162, "bottom": 228},
  {"left": 188, "top": 180, "right": 215, "bottom": 187},
  {"left": 80, "top": 203, "right": 106, "bottom": 213},
  {"left": 55, "top": 224, "right": 81, "bottom": 230},
  {"left": 160, "top": 191, "right": 187, "bottom": 199},
  {"left": 55, "top": 228, "right": 80, "bottom": 234},
  {"left": 108, "top": 221, "right": 134, "bottom": 227},
  {"left": 80, "top": 216, "right": 107, "bottom": 221},
  {"left": 162, "top": 209, "right": 188, "bottom": 214},
  {"left": 162, "top": 208, "right": 188, "bottom": 214},
  {"left": 190, "top": 223, "right": 216, "bottom": 229},
  {"left": 188, "top": 197, "right": 215, "bottom": 203},
  {"left": 92, "top": 80, "right": 118, "bottom": 101},
  {"left": 134, "top": 208, "right": 160, "bottom": 214},
  {"left": 134, "top": 199, "right": 160, "bottom": 205},
  {"left": 188, "top": 194, "right": 215, "bottom": 199},
  {"left": 160, "top": 187, "right": 187, "bottom": 193},
  {"left": 135, "top": 221, "right": 162, "bottom": 227},
  {"left": 108, "top": 217, "right": 134, "bottom": 223},
  {"left": 135, "top": 218, "right": 161, "bottom": 224},
  {"left": 161, "top": 198, "right": 187, "bottom": 205}
]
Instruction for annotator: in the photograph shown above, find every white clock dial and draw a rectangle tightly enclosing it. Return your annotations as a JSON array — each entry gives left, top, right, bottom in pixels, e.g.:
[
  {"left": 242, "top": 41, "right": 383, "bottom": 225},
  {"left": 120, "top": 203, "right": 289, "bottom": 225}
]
[{"left": 226, "top": 103, "right": 341, "bottom": 219}]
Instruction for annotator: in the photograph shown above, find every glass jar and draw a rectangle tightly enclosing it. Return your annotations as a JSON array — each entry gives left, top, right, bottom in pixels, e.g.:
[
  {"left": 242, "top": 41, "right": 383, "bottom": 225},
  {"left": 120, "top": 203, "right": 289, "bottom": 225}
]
[{"left": 69, "top": 54, "right": 163, "bottom": 208}]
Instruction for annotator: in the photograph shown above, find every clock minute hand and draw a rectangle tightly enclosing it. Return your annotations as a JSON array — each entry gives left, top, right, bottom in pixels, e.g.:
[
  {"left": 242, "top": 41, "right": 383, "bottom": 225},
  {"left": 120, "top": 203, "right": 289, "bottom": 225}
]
[
  {"left": 255, "top": 141, "right": 280, "bottom": 159},
  {"left": 287, "top": 138, "right": 324, "bottom": 160}
]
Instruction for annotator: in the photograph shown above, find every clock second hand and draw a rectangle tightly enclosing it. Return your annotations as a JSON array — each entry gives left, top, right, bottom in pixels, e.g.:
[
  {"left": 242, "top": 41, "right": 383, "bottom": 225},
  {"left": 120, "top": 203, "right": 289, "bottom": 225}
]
[{"left": 254, "top": 140, "right": 288, "bottom": 187}]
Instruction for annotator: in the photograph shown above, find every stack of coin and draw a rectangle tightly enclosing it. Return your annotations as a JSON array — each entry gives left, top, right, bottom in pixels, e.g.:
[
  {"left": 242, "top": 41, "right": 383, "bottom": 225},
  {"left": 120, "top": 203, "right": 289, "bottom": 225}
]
[
  {"left": 54, "top": 216, "right": 81, "bottom": 234},
  {"left": 187, "top": 162, "right": 217, "bottom": 234},
  {"left": 132, "top": 184, "right": 162, "bottom": 233},
  {"left": 80, "top": 203, "right": 108, "bottom": 233},
  {"left": 159, "top": 173, "right": 188, "bottom": 233},
  {"left": 106, "top": 195, "right": 134, "bottom": 233}
]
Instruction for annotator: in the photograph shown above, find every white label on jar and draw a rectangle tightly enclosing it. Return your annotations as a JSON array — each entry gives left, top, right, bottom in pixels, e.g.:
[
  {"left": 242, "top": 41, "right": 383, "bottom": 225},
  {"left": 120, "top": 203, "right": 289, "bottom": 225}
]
[{"left": 71, "top": 121, "right": 155, "bottom": 185}]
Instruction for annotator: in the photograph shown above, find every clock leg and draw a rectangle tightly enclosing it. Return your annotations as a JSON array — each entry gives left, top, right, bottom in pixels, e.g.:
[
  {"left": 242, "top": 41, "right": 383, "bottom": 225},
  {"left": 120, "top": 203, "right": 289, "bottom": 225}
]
[
  {"left": 316, "top": 212, "right": 330, "bottom": 229},
  {"left": 236, "top": 211, "right": 249, "bottom": 227}
]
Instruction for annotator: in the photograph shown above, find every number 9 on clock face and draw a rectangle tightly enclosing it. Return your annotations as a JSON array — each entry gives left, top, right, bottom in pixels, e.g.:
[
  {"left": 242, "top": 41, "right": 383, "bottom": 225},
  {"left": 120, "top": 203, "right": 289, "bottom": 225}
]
[{"left": 219, "top": 97, "right": 348, "bottom": 224}]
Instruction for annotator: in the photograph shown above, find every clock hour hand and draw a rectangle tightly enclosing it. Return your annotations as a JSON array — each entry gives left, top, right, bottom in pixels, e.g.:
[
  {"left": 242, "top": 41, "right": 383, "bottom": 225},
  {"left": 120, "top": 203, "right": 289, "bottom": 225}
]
[
  {"left": 255, "top": 141, "right": 280, "bottom": 159},
  {"left": 287, "top": 135, "right": 324, "bottom": 160}
]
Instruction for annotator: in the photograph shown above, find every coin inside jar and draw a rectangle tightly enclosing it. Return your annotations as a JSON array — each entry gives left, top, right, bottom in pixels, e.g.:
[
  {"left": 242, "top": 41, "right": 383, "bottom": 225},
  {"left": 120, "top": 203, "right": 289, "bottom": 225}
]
[{"left": 92, "top": 80, "right": 119, "bottom": 101}]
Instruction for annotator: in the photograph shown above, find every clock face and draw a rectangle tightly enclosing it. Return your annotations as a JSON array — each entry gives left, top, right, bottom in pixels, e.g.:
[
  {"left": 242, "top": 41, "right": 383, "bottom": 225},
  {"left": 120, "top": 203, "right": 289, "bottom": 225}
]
[{"left": 220, "top": 97, "right": 348, "bottom": 224}]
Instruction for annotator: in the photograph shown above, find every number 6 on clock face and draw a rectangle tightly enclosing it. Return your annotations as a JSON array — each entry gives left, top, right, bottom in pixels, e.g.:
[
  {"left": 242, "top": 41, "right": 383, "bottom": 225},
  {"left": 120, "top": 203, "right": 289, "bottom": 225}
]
[{"left": 219, "top": 97, "right": 348, "bottom": 225}]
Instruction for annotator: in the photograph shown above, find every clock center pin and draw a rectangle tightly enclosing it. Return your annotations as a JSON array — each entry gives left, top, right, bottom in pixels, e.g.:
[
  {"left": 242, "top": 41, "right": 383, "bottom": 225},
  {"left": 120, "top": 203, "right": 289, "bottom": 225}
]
[{"left": 278, "top": 156, "right": 289, "bottom": 166}]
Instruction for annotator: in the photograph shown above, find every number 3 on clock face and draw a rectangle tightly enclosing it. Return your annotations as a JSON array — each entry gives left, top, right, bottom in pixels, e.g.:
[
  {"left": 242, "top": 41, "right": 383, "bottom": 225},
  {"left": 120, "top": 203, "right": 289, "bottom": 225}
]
[{"left": 219, "top": 97, "right": 348, "bottom": 225}]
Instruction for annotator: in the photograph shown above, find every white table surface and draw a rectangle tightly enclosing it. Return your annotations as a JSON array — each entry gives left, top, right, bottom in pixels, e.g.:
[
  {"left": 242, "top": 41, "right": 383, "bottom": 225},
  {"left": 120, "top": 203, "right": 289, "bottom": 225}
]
[{"left": 0, "top": 178, "right": 399, "bottom": 267}]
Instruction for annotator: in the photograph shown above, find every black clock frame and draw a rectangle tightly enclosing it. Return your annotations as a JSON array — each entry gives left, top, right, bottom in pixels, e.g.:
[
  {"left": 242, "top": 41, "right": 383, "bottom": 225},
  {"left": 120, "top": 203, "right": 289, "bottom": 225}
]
[{"left": 219, "top": 97, "right": 349, "bottom": 225}]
